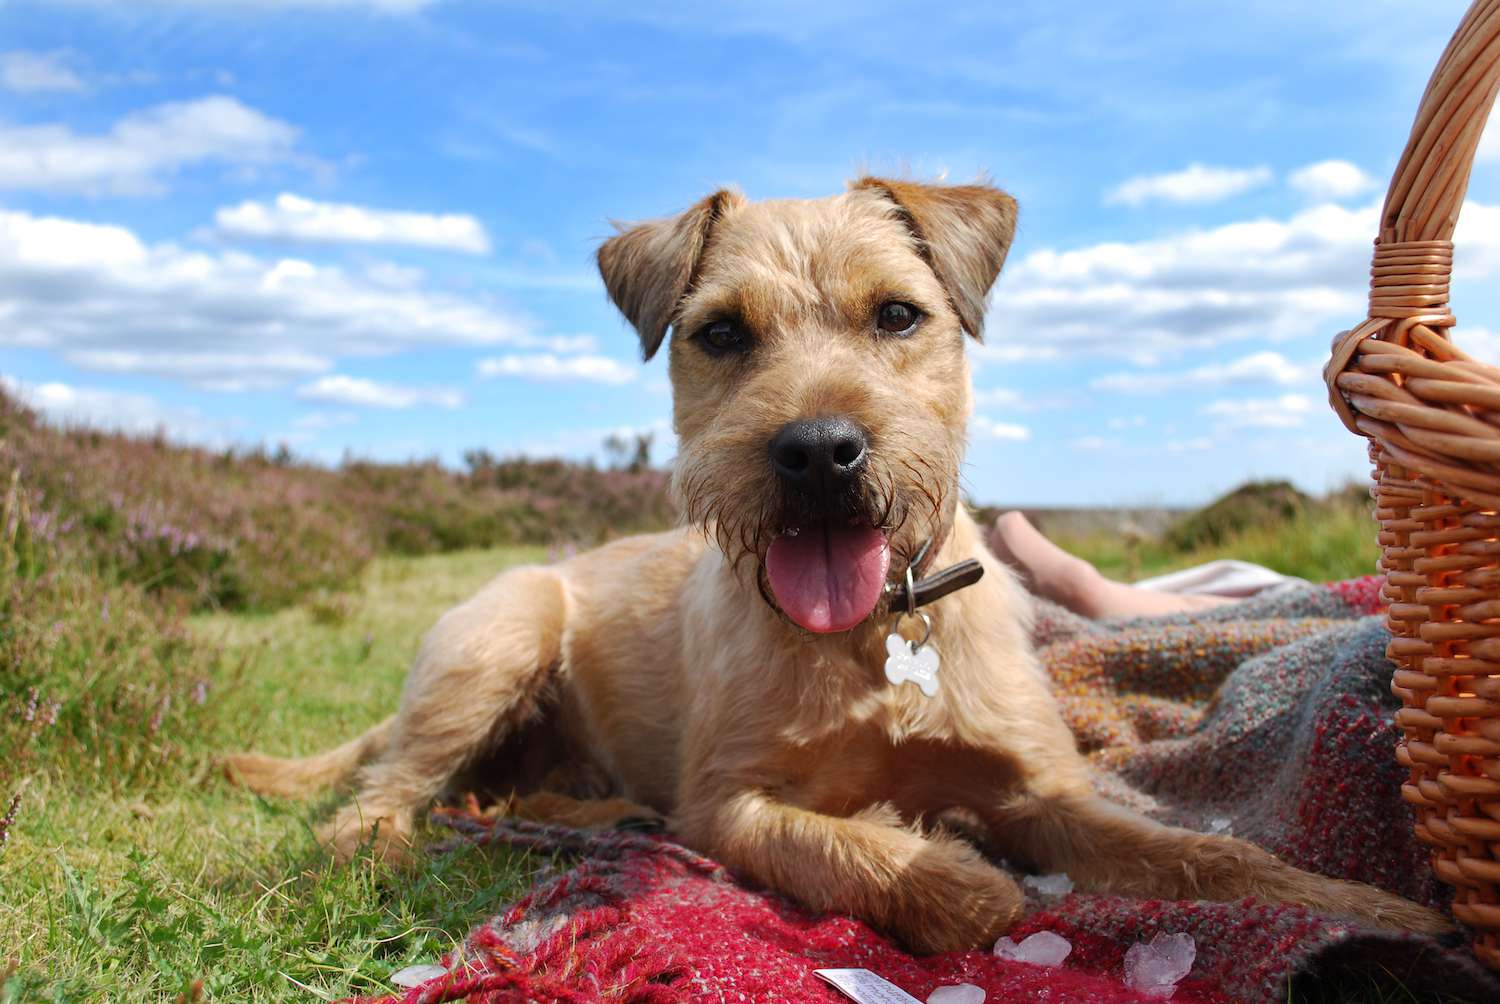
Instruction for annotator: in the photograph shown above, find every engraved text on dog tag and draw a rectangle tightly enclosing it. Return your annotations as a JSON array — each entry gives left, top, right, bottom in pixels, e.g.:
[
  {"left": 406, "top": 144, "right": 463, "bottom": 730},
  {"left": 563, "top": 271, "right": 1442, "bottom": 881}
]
[{"left": 884, "top": 632, "right": 939, "bottom": 697}]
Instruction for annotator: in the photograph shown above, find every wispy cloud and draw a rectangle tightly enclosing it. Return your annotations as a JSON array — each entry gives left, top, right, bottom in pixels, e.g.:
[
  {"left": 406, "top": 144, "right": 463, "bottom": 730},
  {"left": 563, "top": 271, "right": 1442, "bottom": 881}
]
[
  {"left": 1287, "top": 159, "right": 1377, "bottom": 200},
  {"left": 972, "top": 416, "right": 1031, "bottom": 441},
  {"left": 292, "top": 410, "right": 358, "bottom": 429},
  {"left": 991, "top": 200, "right": 1372, "bottom": 362},
  {"left": 972, "top": 387, "right": 1026, "bottom": 409},
  {"left": 1200, "top": 393, "right": 1314, "bottom": 429},
  {"left": 1, "top": 50, "right": 86, "bottom": 93},
  {"left": 0, "top": 95, "right": 299, "bottom": 195},
  {"left": 1092, "top": 351, "right": 1312, "bottom": 393},
  {"left": 296, "top": 375, "right": 464, "bottom": 409},
  {"left": 476, "top": 353, "right": 636, "bottom": 385},
  {"left": 0, "top": 207, "right": 553, "bottom": 392},
  {"left": 990, "top": 196, "right": 1500, "bottom": 365},
  {"left": 64, "top": 349, "right": 331, "bottom": 392},
  {"left": 215, "top": 193, "right": 491, "bottom": 253},
  {"left": 0, "top": 375, "right": 222, "bottom": 443},
  {"left": 1105, "top": 163, "right": 1272, "bottom": 206}
]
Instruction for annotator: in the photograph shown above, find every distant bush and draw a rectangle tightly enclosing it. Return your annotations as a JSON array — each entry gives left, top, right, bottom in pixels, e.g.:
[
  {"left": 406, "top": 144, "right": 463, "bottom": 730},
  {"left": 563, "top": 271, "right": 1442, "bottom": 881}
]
[
  {"left": 0, "top": 389, "right": 675, "bottom": 612},
  {"left": 1163, "top": 479, "right": 1312, "bottom": 551}
]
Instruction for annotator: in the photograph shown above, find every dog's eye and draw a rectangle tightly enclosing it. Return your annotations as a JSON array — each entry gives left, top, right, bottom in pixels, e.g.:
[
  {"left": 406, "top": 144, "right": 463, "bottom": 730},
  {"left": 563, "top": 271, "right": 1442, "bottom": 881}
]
[
  {"left": 694, "top": 319, "right": 749, "bottom": 356},
  {"left": 876, "top": 301, "right": 921, "bottom": 336}
]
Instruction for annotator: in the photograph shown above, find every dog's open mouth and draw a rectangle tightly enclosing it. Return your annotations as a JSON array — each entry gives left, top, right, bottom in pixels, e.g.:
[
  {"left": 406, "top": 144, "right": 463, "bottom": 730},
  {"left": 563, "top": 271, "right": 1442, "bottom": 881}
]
[{"left": 765, "top": 520, "right": 890, "bottom": 634}]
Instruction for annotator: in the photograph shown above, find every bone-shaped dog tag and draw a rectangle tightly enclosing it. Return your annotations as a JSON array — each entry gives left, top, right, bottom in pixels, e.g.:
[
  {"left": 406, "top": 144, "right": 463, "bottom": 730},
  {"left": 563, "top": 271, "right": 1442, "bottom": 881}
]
[{"left": 884, "top": 632, "right": 940, "bottom": 697}]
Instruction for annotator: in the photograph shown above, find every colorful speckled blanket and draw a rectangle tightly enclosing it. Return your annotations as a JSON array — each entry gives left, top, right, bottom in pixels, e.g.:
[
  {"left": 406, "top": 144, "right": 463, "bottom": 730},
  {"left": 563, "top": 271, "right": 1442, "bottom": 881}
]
[{"left": 355, "top": 579, "right": 1500, "bottom": 1004}]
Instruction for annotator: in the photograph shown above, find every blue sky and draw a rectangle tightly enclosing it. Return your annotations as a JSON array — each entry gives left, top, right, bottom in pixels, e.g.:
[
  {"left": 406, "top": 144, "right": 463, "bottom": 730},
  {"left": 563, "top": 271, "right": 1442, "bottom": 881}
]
[{"left": 3, "top": 0, "right": 1500, "bottom": 506}]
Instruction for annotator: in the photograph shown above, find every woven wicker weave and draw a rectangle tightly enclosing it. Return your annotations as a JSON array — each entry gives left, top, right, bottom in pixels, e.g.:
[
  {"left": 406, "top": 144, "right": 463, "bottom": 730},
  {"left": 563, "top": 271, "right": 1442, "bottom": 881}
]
[{"left": 1325, "top": 0, "right": 1500, "bottom": 970}]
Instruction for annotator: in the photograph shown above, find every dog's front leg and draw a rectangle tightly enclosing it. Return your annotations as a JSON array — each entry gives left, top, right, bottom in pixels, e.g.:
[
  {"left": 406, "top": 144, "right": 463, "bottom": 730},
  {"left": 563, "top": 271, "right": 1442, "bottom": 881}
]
[
  {"left": 981, "top": 790, "right": 1451, "bottom": 935},
  {"left": 678, "top": 790, "right": 1023, "bottom": 953}
]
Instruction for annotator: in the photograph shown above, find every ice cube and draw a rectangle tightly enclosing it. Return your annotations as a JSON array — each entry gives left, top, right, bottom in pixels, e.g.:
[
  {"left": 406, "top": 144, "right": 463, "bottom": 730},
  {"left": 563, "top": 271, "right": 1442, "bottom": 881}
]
[
  {"left": 1123, "top": 932, "right": 1196, "bottom": 998},
  {"left": 993, "top": 930, "right": 1073, "bottom": 967},
  {"left": 927, "top": 983, "right": 985, "bottom": 1004},
  {"left": 1207, "top": 817, "right": 1232, "bottom": 835},
  {"left": 1023, "top": 872, "right": 1074, "bottom": 896},
  {"left": 391, "top": 963, "right": 448, "bottom": 988}
]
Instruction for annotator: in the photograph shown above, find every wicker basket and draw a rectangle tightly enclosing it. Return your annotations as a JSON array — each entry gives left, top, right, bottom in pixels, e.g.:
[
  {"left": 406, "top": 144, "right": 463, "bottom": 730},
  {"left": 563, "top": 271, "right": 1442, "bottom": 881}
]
[{"left": 1325, "top": 0, "right": 1500, "bottom": 970}]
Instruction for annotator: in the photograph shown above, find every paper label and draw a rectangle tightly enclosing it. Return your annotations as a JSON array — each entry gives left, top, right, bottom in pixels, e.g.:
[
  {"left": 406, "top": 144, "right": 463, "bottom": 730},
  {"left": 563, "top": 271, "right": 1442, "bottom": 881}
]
[{"left": 813, "top": 968, "right": 924, "bottom": 1004}]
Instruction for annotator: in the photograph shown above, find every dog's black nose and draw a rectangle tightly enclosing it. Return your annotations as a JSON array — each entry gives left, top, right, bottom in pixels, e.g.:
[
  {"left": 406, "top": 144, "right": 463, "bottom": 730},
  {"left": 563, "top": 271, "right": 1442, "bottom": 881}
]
[{"left": 769, "top": 416, "right": 868, "bottom": 496}]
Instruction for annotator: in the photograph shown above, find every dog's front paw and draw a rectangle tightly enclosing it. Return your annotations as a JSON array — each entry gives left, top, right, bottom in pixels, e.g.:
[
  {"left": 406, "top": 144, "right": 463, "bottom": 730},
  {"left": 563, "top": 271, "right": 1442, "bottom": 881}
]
[
  {"left": 890, "top": 840, "right": 1024, "bottom": 954},
  {"left": 316, "top": 802, "right": 413, "bottom": 865}
]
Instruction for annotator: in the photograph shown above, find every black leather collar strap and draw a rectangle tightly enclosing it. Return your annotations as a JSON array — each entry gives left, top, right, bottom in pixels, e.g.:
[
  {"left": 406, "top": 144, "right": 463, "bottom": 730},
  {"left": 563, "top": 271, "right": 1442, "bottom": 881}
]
[{"left": 884, "top": 558, "right": 985, "bottom": 611}]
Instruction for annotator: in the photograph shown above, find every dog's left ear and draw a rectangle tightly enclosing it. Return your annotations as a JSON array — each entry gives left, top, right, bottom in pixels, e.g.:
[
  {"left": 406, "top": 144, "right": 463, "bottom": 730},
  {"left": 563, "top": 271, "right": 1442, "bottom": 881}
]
[
  {"left": 597, "top": 188, "right": 745, "bottom": 360},
  {"left": 851, "top": 178, "right": 1018, "bottom": 341}
]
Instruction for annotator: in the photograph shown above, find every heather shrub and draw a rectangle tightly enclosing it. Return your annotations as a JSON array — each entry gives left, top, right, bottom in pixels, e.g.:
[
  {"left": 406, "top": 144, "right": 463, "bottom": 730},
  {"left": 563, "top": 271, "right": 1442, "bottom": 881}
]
[
  {"left": 0, "top": 392, "right": 372, "bottom": 610},
  {"left": 0, "top": 390, "right": 676, "bottom": 613},
  {"left": 0, "top": 463, "right": 232, "bottom": 806}
]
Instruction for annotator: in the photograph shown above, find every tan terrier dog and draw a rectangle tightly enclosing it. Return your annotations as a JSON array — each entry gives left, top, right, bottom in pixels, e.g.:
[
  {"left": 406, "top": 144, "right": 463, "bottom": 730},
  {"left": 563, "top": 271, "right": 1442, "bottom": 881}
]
[{"left": 227, "top": 179, "right": 1447, "bottom": 952}]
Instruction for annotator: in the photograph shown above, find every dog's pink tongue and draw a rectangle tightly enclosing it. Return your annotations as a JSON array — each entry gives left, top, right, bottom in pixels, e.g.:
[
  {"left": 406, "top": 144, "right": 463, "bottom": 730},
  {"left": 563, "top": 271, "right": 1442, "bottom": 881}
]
[{"left": 765, "top": 524, "right": 890, "bottom": 633}]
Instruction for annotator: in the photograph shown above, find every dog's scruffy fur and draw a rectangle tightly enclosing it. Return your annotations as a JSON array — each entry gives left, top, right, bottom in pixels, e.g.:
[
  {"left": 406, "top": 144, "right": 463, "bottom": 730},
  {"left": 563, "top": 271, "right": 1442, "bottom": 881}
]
[{"left": 227, "top": 179, "right": 1447, "bottom": 952}]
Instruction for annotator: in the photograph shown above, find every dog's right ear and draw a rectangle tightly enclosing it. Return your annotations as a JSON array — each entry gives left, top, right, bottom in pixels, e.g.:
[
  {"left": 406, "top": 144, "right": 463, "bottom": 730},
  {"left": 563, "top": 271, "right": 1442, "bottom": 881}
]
[{"left": 597, "top": 189, "right": 744, "bottom": 360}]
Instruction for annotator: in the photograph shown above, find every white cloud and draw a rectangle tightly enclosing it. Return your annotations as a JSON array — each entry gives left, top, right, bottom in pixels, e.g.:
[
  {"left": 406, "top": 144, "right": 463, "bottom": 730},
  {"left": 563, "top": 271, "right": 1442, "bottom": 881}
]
[
  {"left": 1105, "top": 163, "right": 1272, "bottom": 207},
  {"left": 0, "top": 207, "right": 565, "bottom": 391},
  {"left": 1287, "top": 159, "right": 1377, "bottom": 200},
  {"left": 1166, "top": 437, "right": 1214, "bottom": 453},
  {"left": 1449, "top": 326, "right": 1500, "bottom": 366},
  {"left": 292, "top": 410, "right": 357, "bottom": 429},
  {"left": 972, "top": 416, "right": 1030, "bottom": 441},
  {"left": 215, "top": 193, "right": 491, "bottom": 254},
  {"left": 1200, "top": 393, "right": 1314, "bottom": 429},
  {"left": 64, "top": 349, "right": 330, "bottom": 392},
  {"left": 0, "top": 95, "right": 298, "bottom": 195},
  {"left": 988, "top": 199, "right": 1381, "bottom": 361},
  {"left": 511, "top": 417, "right": 677, "bottom": 463},
  {"left": 296, "top": 375, "right": 463, "bottom": 409},
  {"left": 972, "top": 386, "right": 1025, "bottom": 409},
  {"left": 1479, "top": 117, "right": 1500, "bottom": 164},
  {"left": 1092, "top": 351, "right": 1313, "bottom": 394},
  {"left": 986, "top": 196, "right": 1500, "bottom": 365},
  {"left": 1070, "top": 435, "right": 1113, "bottom": 450},
  {"left": 476, "top": 353, "right": 636, "bottom": 385},
  {"left": 0, "top": 375, "right": 218, "bottom": 442},
  {"left": 1, "top": 51, "right": 86, "bottom": 93},
  {"left": 1107, "top": 415, "right": 1146, "bottom": 430},
  {"left": 970, "top": 343, "right": 1061, "bottom": 364}
]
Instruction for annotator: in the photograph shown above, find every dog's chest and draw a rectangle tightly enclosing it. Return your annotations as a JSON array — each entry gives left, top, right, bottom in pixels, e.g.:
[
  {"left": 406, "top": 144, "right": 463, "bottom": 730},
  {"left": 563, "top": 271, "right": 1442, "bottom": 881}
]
[{"left": 779, "top": 722, "right": 1019, "bottom": 821}]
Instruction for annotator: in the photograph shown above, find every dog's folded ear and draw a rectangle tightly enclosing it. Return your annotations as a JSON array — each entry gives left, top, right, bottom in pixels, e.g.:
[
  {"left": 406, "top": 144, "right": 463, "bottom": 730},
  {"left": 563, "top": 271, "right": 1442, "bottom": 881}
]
[
  {"left": 597, "top": 189, "right": 745, "bottom": 360},
  {"left": 850, "top": 178, "right": 1018, "bottom": 341}
]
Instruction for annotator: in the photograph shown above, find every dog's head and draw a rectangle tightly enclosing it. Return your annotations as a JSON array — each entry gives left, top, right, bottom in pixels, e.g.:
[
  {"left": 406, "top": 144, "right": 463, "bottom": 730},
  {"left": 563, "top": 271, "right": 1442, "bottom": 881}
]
[{"left": 597, "top": 178, "right": 1017, "bottom": 634}]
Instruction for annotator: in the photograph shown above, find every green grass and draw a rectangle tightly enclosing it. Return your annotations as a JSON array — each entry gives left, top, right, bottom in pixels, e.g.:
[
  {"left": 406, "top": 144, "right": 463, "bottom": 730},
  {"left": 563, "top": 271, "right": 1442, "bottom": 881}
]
[
  {"left": 2, "top": 547, "right": 547, "bottom": 1003},
  {"left": 1058, "top": 500, "right": 1381, "bottom": 586}
]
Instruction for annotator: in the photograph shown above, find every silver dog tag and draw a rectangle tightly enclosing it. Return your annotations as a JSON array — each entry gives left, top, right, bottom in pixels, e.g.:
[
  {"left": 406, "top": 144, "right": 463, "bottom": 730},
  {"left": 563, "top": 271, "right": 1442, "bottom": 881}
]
[{"left": 884, "top": 615, "right": 939, "bottom": 697}]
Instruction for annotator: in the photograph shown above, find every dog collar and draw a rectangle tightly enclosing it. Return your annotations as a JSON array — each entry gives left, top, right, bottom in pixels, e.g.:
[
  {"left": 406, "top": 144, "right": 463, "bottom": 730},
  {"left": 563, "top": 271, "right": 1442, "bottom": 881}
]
[
  {"left": 883, "top": 537, "right": 985, "bottom": 613},
  {"left": 881, "top": 537, "right": 983, "bottom": 699}
]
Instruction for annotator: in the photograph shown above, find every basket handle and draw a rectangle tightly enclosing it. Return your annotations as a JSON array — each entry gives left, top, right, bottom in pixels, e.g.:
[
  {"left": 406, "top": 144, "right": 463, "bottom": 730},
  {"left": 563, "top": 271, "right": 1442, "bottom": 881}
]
[
  {"left": 1327, "top": 0, "right": 1500, "bottom": 435},
  {"left": 1380, "top": 0, "right": 1500, "bottom": 244}
]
